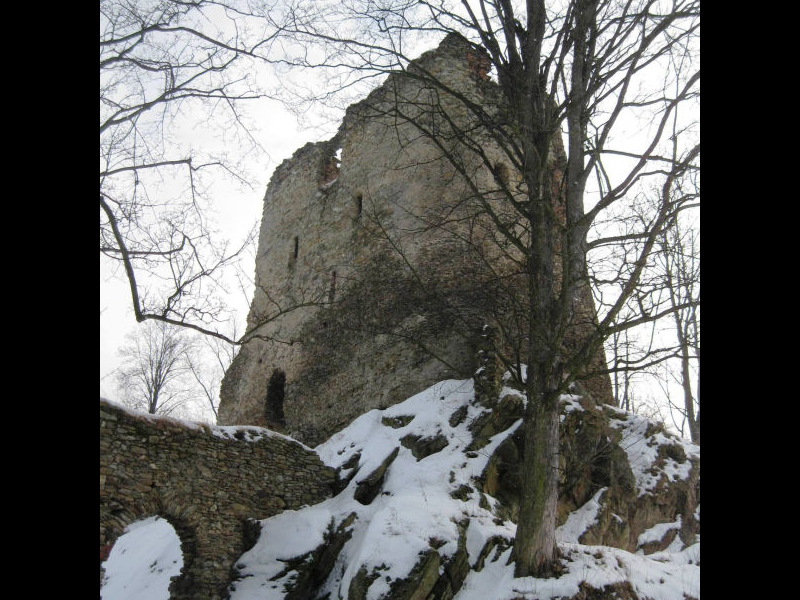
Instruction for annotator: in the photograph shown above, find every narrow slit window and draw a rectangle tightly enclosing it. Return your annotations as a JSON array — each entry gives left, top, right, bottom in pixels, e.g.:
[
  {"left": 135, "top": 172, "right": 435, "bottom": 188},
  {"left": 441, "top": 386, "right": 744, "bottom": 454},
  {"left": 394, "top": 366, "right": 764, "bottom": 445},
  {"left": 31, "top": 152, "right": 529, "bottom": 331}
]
[
  {"left": 265, "top": 369, "right": 287, "bottom": 429},
  {"left": 356, "top": 194, "right": 363, "bottom": 217},
  {"left": 293, "top": 236, "right": 299, "bottom": 259}
]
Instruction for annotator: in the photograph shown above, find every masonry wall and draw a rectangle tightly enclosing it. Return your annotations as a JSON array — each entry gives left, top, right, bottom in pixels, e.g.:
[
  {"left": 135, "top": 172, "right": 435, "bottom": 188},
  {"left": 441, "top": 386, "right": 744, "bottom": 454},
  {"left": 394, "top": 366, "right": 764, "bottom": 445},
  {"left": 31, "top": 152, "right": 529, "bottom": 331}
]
[
  {"left": 218, "top": 33, "right": 613, "bottom": 447},
  {"left": 99, "top": 400, "right": 335, "bottom": 599}
]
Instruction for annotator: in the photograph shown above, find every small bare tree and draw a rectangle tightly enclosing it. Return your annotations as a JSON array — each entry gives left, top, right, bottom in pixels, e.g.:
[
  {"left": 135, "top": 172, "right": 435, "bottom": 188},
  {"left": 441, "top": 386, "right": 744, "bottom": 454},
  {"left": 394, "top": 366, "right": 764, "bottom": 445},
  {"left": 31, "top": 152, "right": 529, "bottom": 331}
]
[
  {"left": 657, "top": 213, "right": 699, "bottom": 442},
  {"left": 114, "top": 320, "right": 194, "bottom": 415}
]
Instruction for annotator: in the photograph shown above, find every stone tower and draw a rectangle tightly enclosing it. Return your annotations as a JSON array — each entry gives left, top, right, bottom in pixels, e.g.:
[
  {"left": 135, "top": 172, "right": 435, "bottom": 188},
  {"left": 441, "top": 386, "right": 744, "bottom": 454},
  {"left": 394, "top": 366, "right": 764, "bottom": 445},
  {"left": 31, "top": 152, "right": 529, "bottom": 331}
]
[{"left": 218, "top": 34, "right": 613, "bottom": 445}]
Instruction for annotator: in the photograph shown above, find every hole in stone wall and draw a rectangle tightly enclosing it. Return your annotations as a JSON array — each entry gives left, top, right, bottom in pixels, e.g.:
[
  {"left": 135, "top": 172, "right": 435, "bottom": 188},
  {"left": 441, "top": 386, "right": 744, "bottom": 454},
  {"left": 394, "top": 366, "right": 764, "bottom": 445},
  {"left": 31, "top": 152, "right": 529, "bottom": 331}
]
[
  {"left": 293, "top": 236, "right": 299, "bottom": 260},
  {"left": 265, "top": 368, "right": 287, "bottom": 430},
  {"left": 494, "top": 162, "right": 509, "bottom": 186},
  {"left": 355, "top": 194, "right": 363, "bottom": 218},
  {"left": 320, "top": 148, "right": 341, "bottom": 186},
  {"left": 101, "top": 516, "right": 183, "bottom": 600}
]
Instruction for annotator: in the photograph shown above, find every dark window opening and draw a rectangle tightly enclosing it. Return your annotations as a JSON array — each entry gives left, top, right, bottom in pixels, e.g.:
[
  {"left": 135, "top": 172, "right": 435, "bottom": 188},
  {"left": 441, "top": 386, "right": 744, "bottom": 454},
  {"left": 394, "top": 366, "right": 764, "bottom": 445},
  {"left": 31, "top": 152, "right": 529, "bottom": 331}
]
[
  {"left": 265, "top": 369, "right": 287, "bottom": 429},
  {"left": 329, "top": 271, "right": 337, "bottom": 303},
  {"left": 355, "top": 194, "right": 363, "bottom": 217},
  {"left": 495, "top": 162, "right": 509, "bottom": 186},
  {"left": 293, "top": 236, "right": 299, "bottom": 260}
]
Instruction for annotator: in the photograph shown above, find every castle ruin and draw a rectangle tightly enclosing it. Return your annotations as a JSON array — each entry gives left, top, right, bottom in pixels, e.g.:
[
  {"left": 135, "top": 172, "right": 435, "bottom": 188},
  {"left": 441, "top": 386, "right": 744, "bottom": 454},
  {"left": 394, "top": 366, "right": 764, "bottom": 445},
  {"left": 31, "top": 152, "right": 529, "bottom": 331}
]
[{"left": 218, "top": 33, "right": 613, "bottom": 446}]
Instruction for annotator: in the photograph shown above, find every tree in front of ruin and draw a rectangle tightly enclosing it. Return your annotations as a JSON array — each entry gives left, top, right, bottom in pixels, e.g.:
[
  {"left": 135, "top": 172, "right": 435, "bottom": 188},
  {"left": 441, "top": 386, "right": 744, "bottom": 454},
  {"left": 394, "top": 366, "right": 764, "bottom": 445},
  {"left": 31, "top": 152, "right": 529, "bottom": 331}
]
[{"left": 264, "top": 0, "right": 700, "bottom": 576}]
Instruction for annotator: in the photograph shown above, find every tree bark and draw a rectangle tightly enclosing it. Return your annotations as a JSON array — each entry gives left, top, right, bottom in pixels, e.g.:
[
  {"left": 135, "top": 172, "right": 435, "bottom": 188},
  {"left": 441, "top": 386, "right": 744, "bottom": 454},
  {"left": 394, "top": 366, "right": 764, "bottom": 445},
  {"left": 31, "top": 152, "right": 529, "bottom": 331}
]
[{"left": 513, "top": 382, "right": 560, "bottom": 576}]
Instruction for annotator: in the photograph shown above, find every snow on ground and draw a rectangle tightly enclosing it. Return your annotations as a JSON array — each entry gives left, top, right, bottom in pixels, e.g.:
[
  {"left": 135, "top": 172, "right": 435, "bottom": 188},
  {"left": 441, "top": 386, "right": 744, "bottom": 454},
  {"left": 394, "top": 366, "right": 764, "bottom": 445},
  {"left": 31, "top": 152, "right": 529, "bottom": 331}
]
[
  {"left": 456, "top": 542, "right": 699, "bottom": 600},
  {"left": 229, "top": 379, "right": 522, "bottom": 600},
  {"left": 637, "top": 516, "right": 683, "bottom": 550},
  {"left": 556, "top": 487, "right": 607, "bottom": 544},
  {"left": 229, "top": 377, "right": 699, "bottom": 600},
  {"left": 100, "top": 378, "right": 699, "bottom": 600},
  {"left": 100, "top": 516, "right": 183, "bottom": 600}
]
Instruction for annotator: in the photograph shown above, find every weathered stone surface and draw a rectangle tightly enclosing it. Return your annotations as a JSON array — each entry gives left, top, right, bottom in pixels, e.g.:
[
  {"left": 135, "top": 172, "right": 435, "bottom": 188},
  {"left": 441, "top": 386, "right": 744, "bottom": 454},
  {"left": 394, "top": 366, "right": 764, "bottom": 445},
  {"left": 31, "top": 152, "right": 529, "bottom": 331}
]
[
  {"left": 382, "top": 415, "right": 415, "bottom": 428},
  {"left": 265, "top": 512, "right": 358, "bottom": 600},
  {"left": 353, "top": 447, "right": 399, "bottom": 505},
  {"left": 217, "top": 32, "right": 614, "bottom": 446},
  {"left": 400, "top": 432, "right": 449, "bottom": 460},
  {"left": 476, "top": 397, "right": 699, "bottom": 553},
  {"left": 99, "top": 400, "right": 335, "bottom": 600},
  {"left": 384, "top": 551, "right": 441, "bottom": 600},
  {"left": 561, "top": 581, "right": 641, "bottom": 600}
]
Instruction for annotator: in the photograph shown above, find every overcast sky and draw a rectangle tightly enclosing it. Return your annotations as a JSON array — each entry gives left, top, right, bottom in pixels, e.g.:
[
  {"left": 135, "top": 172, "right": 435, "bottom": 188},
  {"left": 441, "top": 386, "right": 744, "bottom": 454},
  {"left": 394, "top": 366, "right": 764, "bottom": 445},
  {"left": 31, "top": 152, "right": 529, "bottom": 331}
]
[{"left": 100, "top": 92, "right": 335, "bottom": 401}]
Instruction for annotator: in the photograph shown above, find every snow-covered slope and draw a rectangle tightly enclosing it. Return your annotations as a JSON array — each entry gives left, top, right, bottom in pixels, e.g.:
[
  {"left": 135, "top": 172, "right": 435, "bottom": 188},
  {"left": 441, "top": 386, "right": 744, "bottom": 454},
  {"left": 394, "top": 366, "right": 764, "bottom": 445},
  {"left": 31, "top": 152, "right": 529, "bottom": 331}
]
[{"left": 226, "top": 378, "right": 699, "bottom": 600}]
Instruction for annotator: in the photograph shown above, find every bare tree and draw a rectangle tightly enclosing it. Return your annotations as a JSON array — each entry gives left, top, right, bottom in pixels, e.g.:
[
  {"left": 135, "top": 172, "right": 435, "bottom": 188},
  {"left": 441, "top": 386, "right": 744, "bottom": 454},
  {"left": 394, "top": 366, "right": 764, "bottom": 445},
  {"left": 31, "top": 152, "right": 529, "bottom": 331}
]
[
  {"left": 114, "top": 320, "right": 195, "bottom": 415},
  {"left": 258, "top": 0, "right": 699, "bottom": 576},
  {"left": 100, "top": 0, "right": 281, "bottom": 344},
  {"left": 656, "top": 212, "right": 699, "bottom": 442},
  {"left": 184, "top": 325, "right": 240, "bottom": 420}
]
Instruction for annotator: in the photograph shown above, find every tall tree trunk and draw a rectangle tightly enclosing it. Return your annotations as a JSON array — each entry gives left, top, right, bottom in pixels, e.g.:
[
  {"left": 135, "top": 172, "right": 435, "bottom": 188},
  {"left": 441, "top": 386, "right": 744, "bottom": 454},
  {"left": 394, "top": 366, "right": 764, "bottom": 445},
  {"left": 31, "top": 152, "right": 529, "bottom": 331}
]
[{"left": 514, "top": 378, "right": 560, "bottom": 576}]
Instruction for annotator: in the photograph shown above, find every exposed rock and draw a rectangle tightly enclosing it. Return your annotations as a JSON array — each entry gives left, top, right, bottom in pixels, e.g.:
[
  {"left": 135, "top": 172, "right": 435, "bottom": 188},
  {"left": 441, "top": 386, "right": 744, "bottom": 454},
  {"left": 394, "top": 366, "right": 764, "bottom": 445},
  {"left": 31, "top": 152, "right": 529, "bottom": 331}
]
[
  {"left": 400, "top": 433, "right": 449, "bottom": 460},
  {"left": 428, "top": 522, "right": 471, "bottom": 600},
  {"left": 222, "top": 378, "right": 699, "bottom": 600},
  {"left": 448, "top": 405, "right": 468, "bottom": 428},
  {"left": 382, "top": 415, "right": 415, "bottom": 428},
  {"left": 384, "top": 551, "right": 440, "bottom": 600},
  {"left": 262, "top": 513, "right": 357, "bottom": 600},
  {"left": 562, "top": 581, "right": 640, "bottom": 600},
  {"left": 347, "top": 564, "right": 383, "bottom": 600},
  {"left": 472, "top": 536, "right": 512, "bottom": 572},
  {"left": 476, "top": 396, "right": 699, "bottom": 553},
  {"left": 353, "top": 447, "right": 399, "bottom": 505},
  {"left": 333, "top": 451, "right": 362, "bottom": 494},
  {"left": 467, "top": 393, "right": 524, "bottom": 452},
  {"left": 473, "top": 326, "right": 503, "bottom": 408}
]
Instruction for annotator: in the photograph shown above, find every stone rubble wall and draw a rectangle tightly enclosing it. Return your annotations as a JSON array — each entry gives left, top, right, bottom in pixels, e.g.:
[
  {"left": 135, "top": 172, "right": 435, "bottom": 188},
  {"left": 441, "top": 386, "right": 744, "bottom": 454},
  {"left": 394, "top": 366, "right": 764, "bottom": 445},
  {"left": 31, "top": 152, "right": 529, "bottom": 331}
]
[{"left": 99, "top": 399, "right": 335, "bottom": 600}]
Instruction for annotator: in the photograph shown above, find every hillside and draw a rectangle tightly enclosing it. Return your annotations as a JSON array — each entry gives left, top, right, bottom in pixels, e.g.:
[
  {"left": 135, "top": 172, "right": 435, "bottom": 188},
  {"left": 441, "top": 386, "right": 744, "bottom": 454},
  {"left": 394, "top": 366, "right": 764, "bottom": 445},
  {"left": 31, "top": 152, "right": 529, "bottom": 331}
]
[{"left": 103, "top": 373, "right": 699, "bottom": 600}]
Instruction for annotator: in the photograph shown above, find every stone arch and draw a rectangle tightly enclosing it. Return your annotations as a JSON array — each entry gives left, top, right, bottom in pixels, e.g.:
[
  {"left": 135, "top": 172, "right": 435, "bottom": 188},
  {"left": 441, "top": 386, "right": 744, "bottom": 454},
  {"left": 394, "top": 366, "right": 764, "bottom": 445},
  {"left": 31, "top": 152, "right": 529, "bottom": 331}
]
[
  {"left": 101, "top": 495, "right": 200, "bottom": 599},
  {"left": 100, "top": 399, "right": 335, "bottom": 598}
]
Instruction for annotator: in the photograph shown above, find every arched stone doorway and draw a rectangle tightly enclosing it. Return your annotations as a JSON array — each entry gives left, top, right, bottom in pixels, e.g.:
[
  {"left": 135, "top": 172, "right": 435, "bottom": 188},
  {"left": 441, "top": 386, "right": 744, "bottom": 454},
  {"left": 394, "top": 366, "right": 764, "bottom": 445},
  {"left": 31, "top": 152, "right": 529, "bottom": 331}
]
[
  {"left": 100, "top": 499, "right": 199, "bottom": 599},
  {"left": 101, "top": 515, "right": 183, "bottom": 599}
]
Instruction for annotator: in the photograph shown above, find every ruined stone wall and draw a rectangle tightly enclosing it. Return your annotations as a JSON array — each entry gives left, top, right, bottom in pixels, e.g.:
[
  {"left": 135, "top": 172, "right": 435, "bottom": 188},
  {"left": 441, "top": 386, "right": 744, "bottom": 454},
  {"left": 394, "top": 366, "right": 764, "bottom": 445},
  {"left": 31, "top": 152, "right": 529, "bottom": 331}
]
[
  {"left": 99, "top": 399, "right": 335, "bottom": 599},
  {"left": 218, "top": 33, "right": 613, "bottom": 446}
]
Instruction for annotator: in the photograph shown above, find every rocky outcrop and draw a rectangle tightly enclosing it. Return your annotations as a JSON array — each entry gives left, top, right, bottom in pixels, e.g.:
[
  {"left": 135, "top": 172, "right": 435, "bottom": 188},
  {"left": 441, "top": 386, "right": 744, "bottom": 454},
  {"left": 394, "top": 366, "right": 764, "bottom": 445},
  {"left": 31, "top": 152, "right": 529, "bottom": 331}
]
[
  {"left": 477, "top": 393, "right": 699, "bottom": 553},
  {"left": 228, "top": 377, "right": 699, "bottom": 600}
]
